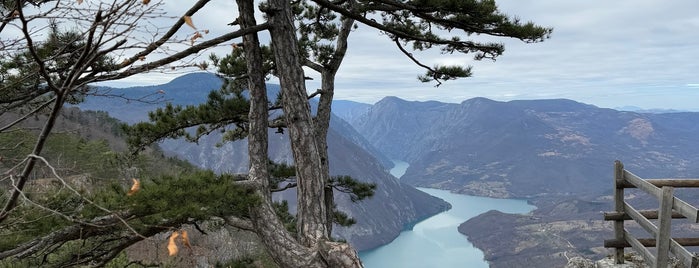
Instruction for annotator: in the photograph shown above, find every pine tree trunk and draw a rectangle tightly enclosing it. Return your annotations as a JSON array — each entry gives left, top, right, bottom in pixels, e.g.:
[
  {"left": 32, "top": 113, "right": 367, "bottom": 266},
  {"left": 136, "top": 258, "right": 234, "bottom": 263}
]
[
  {"left": 266, "top": 0, "right": 328, "bottom": 247},
  {"left": 316, "top": 12, "right": 353, "bottom": 234},
  {"left": 237, "top": 1, "right": 323, "bottom": 267},
  {"left": 234, "top": 0, "right": 363, "bottom": 266},
  {"left": 263, "top": 0, "right": 363, "bottom": 267},
  {"left": 318, "top": 71, "right": 335, "bottom": 234}
]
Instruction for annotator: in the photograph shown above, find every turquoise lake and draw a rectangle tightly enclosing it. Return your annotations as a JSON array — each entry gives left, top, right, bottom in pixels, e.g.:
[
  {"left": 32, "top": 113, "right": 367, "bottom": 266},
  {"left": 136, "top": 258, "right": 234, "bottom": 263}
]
[{"left": 358, "top": 161, "right": 535, "bottom": 268}]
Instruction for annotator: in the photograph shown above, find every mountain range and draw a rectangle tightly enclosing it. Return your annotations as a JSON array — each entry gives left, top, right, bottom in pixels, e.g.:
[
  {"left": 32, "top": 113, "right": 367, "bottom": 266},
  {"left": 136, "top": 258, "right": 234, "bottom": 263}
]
[
  {"left": 83, "top": 73, "right": 699, "bottom": 266},
  {"left": 348, "top": 96, "right": 699, "bottom": 199},
  {"left": 341, "top": 95, "right": 699, "bottom": 267},
  {"left": 78, "top": 72, "right": 447, "bottom": 251}
]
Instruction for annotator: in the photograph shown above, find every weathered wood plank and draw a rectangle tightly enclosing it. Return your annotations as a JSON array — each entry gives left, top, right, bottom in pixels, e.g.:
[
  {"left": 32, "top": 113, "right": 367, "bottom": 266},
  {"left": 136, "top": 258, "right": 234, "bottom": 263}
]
[
  {"left": 669, "top": 238, "right": 697, "bottom": 268},
  {"left": 607, "top": 162, "right": 699, "bottom": 267},
  {"left": 604, "top": 210, "right": 685, "bottom": 221},
  {"left": 690, "top": 256, "right": 699, "bottom": 268},
  {"left": 672, "top": 198, "right": 699, "bottom": 223},
  {"left": 624, "top": 170, "right": 699, "bottom": 222},
  {"left": 626, "top": 230, "right": 656, "bottom": 267},
  {"left": 605, "top": 238, "right": 699, "bottom": 248},
  {"left": 604, "top": 238, "right": 696, "bottom": 267},
  {"left": 622, "top": 179, "right": 699, "bottom": 188},
  {"left": 625, "top": 170, "right": 662, "bottom": 197},
  {"left": 656, "top": 187, "right": 674, "bottom": 268},
  {"left": 624, "top": 202, "right": 659, "bottom": 236},
  {"left": 614, "top": 160, "right": 626, "bottom": 264}
]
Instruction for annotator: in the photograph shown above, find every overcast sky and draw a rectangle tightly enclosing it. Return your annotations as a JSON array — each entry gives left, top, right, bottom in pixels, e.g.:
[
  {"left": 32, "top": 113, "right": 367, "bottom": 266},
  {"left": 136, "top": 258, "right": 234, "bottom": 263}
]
[{"left": 107, "top": 0, "right": 699, "bottom": 110}]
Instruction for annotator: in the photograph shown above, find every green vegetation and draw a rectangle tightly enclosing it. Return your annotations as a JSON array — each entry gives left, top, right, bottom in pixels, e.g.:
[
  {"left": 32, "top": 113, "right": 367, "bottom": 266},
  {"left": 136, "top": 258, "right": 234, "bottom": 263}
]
[
  {"left": 0, "top": 128, "right": 192, "bottom": 180},
  {"left": 0, "top": 24, "right": 115, "bottom": 108},
  {"left": 0, "top": 124, "right": 259, "bottom": 267}
]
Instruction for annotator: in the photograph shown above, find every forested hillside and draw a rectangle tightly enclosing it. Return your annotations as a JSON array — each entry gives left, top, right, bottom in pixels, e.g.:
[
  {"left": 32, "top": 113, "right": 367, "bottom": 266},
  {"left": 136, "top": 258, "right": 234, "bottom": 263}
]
[{"left": 1, "top": 109, "right": 281, "bottom": 267}]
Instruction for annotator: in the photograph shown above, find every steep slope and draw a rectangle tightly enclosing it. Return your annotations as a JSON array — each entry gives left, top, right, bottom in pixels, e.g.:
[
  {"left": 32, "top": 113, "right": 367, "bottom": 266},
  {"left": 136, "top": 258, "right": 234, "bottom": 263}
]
[
  {"left": 327, "top": 128, "right": 450, "bottom": 249},
  {"left": 353, "top": 97, "right": 699, "bottom": 198},
  {"left": 78, "top": 73, "right": 448, "bottom": 250},
  {"left": 270, "top": 128, "right": 450, "bottom": 250},
  {"left": 79, "top": 73, "right": 222, "bottom": 123},
  {"left": 351, "top": 96, "right": 454, "bottom": 162},
  {"left": 331, "top": 100, "right": 372, "bottom": 123},
  {"left": 82, "top": 73, "right": 392, "bottom": 169}
]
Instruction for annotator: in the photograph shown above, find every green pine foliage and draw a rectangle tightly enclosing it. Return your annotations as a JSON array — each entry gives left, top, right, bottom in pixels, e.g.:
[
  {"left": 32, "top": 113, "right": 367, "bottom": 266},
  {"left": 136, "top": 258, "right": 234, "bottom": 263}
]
[
  {"left": 295, "top": 1, "right": 342, "bottom": 66},
  {"left": 0, "top": 170, "right": 259, "bottom": 267},
  {"left": 329, "top": 175, "right": 377, "bottom": 202},
  {"left": 215, "top": 254, "right": 278, "bottom": 268},
  {"left": 123, "top": 43, "right": 378, "bottom": 234},
  {"left": 354, "top": 0, "right": 552, "bottom": 84},
  {"left": 0, "top": 192, "right": 73, "bottom": 252},
  {"left": 273, "top": 200, "right": 297, "bottom": 234},
  {"left": 0, "top": 24, "right": 116, "bottom": 107},
  {"left": 122, "top": 89, "right": 251, "bottom": 153},
  {"left": 268, "top": 161, "right": 296, "bottom": 179},
  {"left": 332, "top": 209, "right": 356, "bottom": 227},
  {"left": 0, "top": 125, "right": 259, "bottom": 266},
  {"left": 121, "top": 172, "right": 258, "bottom": 224}
]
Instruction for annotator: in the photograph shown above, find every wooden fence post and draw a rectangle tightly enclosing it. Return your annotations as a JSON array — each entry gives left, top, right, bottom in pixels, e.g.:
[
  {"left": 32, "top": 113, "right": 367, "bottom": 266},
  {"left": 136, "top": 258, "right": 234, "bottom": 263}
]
[
  {"left": 614, "top": 160, "right": 625, "bottom": 264},
  {"left": 656, "top": 186, "right": 674, "bottom": 268}
]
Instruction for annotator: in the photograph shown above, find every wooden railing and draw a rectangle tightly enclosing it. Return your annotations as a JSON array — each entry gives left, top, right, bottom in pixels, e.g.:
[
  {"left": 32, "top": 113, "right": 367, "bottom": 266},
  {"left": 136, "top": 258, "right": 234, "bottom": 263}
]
[{"left": 604, "top": 160, "right": 699, "bottom": 268}]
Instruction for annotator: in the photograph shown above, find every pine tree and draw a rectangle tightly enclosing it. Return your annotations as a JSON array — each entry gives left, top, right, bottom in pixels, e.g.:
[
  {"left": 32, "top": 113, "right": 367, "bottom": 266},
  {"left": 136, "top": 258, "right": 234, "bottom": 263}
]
[{"left": 0, "top": 0, "right": 550, "bottom": 267}]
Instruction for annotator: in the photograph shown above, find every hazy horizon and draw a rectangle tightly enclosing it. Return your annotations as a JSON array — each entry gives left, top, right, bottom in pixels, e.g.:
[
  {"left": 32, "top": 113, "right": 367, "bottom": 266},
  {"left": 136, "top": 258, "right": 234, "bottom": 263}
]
[{"left": 97, "top": 72, "right": 699, "bottom": 112}]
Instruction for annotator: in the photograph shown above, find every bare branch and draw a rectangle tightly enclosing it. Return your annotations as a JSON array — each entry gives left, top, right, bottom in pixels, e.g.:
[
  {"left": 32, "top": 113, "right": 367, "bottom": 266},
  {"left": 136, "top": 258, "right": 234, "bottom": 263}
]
[
  {"left": 119, "top": 0, "right": 213, "bottom": 68},
  {"left": 16, "top": 1, "right": 59, "bottom": 93},
  {"left": 393, "top": 38, "right": 443, "bottom": 86},
  {"left": 304, "top": 59, "right": 325, "bottom": 73},
  {"left": 90, "top": 22, "right": 270, "bottom": 83},
  {"left": 0, "top": 212, "right": 133, "bottom": 259},
  {"left": 0, "top": 96, "right": 56, "bottom": 133},
  {"left": 0, "top": 95, "right": 64, "bottom": 224}
]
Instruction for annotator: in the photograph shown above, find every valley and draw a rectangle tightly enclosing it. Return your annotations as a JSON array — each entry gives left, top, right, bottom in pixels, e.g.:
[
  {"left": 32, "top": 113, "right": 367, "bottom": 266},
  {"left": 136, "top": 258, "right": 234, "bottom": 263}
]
[
  {"left": 360, "top": 186, "right": 534, "bottom": 268},
  {"left": 341, "top": 95, "right": 699, "bottom": 267},
  {"left": 77, "top": 73, "right": 699, "bottom": 267}
]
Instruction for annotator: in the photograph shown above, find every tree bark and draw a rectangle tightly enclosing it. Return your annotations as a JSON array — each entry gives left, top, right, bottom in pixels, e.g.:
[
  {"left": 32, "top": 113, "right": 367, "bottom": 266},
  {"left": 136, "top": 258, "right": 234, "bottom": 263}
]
[
  {"left": 318, "top": 70, "right": 336, "bottom": 234},
  {"left": 266, "top": 0, "right": 328, "bottom": 247},
  {"left": 263, "top": 1, "right": 363, "bottom": 267},
  {"left": 237, "top": 1, "right": 325, "bottom": 267},
  {"left": 315, "top": 11, "right": 354, "bottom": 234}
]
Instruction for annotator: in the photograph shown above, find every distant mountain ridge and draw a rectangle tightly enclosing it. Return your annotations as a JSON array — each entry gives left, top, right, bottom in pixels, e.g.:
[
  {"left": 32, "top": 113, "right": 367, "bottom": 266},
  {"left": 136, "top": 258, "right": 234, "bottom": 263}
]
[
  {"left": 331, "top": 100, "right": 372, "bottom": 123},
  {"left": 351, "top": 96, "right": 699, "bottom": 198},
  {"left": 615, "top": 105, "right": 692, "bottom": 114}
]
